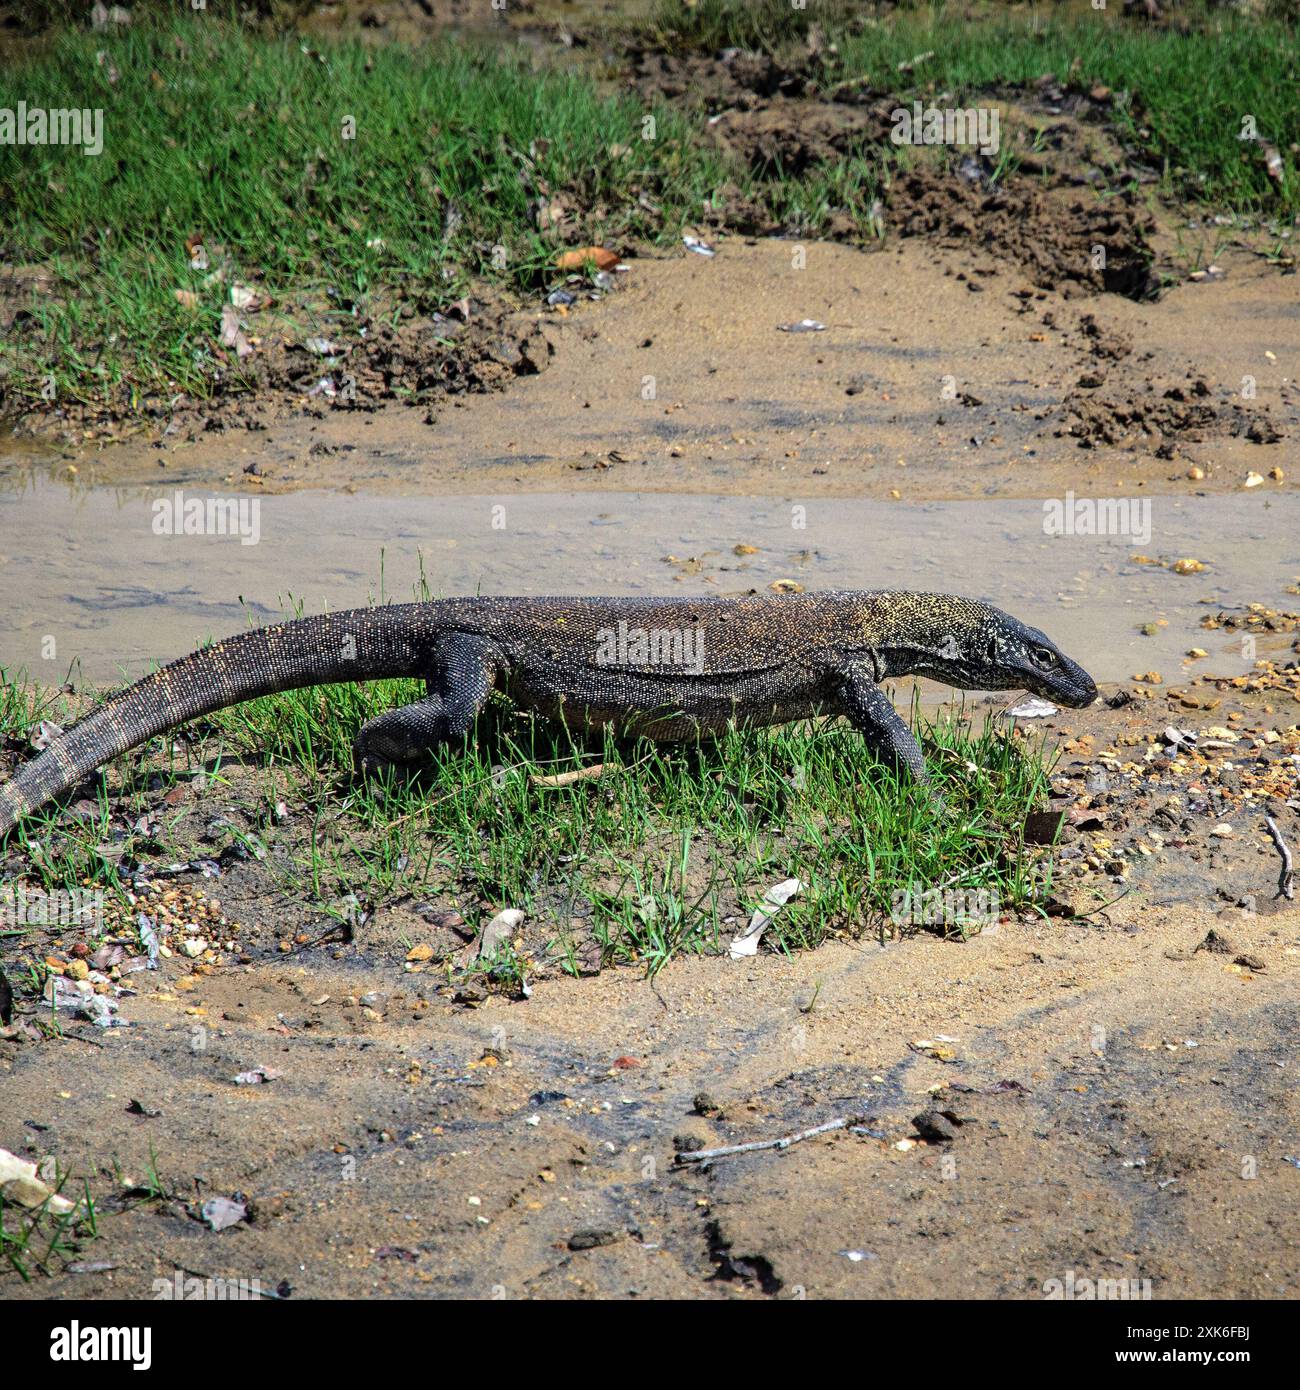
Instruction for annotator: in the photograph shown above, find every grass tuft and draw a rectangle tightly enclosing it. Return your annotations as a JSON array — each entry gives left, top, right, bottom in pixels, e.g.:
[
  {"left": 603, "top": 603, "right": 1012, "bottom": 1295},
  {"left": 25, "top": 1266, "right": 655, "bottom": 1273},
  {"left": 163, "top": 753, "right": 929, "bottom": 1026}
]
[
  {"left": 2, "top": 5, "right": 1297, "bottom": 421},
  {"left": 0, "top": 15, "right": 723, "bottom": 413}
]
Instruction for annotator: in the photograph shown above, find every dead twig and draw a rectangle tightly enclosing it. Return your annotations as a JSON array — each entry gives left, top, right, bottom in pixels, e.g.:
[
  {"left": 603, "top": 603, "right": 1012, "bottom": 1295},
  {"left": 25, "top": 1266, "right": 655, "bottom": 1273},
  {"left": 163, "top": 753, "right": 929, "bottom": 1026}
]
[
  {"left": 823, "top": 73, "right": 872, "bottom": 98},
  {"left": 675, "top": 1113, "right": 866, "bottom": 1166},
  {"left": 530, "top": 763, "right": 607, "bottom": 788},
  {"left": 384, "top": 753, "right": 648, "bottom": 832},
  {"left": 1264, "top": 816, "right": 1295, "bottom": 900},
  {"left": 532, "top": 753, "right": 652, "bottom": 788},
  {"left": 51, "top": 1028, "right": 106, "bottom": 1049}
]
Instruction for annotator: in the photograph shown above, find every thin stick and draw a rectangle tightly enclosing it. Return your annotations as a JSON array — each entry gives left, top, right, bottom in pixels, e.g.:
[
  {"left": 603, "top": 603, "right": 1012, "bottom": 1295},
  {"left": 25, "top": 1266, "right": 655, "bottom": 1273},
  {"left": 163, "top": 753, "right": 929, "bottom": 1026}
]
[
  {"left": 675, "top": 1113, "right": 865, "bottom": 1165},
  {"left": 384, "top": 753, "right": 648, "bottom": 832},
  {"left": 1264, "top": 816, "right": 1295, "bottom": 900},
  {"left": 531, "top": 763, "right": 607, "bottom": 788},
  {"left": 823, "top": 74, "right": 873, "bottom": 98}
]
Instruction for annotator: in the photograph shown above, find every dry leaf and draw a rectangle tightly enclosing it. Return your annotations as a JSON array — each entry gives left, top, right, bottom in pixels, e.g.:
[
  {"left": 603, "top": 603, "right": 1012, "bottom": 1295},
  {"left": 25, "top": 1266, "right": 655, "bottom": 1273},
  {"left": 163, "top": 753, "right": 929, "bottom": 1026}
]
[{"left": 553, "top": 246, "right": 619, "bottom": 272}]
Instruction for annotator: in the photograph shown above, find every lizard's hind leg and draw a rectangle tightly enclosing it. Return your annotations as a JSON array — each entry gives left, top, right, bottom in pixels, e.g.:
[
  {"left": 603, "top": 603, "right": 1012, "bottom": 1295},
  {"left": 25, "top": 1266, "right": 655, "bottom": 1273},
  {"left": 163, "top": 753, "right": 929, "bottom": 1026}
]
[{"left": 353, "top": 633, "right": 499, "bottom": 774}]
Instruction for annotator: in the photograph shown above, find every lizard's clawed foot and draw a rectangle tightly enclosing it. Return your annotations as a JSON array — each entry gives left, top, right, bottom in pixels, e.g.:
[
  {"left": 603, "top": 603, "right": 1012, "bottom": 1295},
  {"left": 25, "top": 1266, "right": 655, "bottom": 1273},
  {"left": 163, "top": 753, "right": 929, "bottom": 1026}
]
[
  {"left": 352, "top": 748, "right": 435, "bottom": 780},
  {"left": 352, "top": 731, "right": 429, "bottom": 777},
  {"left": 352, "top": 698, "right": 450, "bottom": 776}
]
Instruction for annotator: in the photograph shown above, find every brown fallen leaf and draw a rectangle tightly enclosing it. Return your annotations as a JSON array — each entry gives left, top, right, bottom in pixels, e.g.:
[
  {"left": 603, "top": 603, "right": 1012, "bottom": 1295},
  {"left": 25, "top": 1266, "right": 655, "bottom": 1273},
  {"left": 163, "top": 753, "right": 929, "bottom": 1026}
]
[
  {"left": 1023, "top": 809, "right": 1065, "bottom": 845},
  {"left": 554, "top": 246, "right": 619, "bottom": 272}
]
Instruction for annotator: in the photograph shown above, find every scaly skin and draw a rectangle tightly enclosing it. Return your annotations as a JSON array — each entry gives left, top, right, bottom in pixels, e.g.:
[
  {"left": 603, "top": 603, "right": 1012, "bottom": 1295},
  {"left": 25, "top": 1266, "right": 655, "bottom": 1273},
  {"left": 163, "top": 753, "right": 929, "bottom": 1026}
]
[{"left": 0, "top": 591, "right": 1096, "bottom": 835}]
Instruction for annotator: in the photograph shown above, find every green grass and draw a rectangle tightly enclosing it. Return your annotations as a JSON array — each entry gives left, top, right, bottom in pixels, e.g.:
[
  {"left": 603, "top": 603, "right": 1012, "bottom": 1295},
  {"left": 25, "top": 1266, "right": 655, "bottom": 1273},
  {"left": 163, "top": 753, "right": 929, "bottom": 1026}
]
[
  {"left": 0, "top": 15, "right": 727, "bottom": 416},
  {"left": 2, "top": 5, "right": 1297, "bottom": 422},
  {"left": 8, "top": 0, "right": 320, "bottom": 31},
  {"left": 1, "top": 643, "right": 1062, "bottom": 979},
  {"left": 647, "top": 0, "right": 1300, "bottom": 213}
]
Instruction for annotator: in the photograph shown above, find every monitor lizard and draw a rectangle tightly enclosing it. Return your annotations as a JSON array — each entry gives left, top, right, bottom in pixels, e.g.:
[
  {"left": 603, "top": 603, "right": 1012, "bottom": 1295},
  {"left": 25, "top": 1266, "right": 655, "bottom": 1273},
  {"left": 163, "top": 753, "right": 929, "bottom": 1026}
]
[{"left": 0, "top": 591, "right": 1096, "bottom": 835}]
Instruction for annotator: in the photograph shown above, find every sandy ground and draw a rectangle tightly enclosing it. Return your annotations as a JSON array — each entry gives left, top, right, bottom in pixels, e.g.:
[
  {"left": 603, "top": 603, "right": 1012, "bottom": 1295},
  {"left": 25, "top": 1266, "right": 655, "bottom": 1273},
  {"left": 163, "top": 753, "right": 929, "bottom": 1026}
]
[
  {"left": 3, "top": 654, "right": 1298, "bottom": 1300},
  {"left": 21, "top": 233, "right": 1293, "bottom": 503},
  {"left": 2, "top": 887, "right": 1296, "bottom": 1299}
]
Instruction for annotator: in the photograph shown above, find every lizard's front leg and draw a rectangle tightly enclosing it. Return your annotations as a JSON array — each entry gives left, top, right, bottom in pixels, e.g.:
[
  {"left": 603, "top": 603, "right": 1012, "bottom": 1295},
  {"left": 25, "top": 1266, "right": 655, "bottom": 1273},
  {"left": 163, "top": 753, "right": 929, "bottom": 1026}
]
[
  {"left": 837, "top": 664, "right": 941, "bottom": 805},
  {"left": 353, "top": 633, "right": 499, "bottom": 773}
]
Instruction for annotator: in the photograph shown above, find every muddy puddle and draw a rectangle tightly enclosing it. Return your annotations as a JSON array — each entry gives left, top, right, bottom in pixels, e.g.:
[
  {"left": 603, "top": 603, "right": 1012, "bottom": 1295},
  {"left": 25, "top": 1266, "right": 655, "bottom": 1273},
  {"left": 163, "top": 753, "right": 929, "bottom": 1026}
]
[{"left": 1, "top": 466, "right": 1294, "bottom": 690}]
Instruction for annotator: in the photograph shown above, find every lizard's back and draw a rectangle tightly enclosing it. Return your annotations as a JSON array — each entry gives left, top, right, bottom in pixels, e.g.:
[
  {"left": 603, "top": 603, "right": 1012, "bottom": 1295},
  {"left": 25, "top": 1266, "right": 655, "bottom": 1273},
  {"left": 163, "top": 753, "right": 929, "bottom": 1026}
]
[{"left": 447, "top": 592, "right": 866, "bottom": 738}]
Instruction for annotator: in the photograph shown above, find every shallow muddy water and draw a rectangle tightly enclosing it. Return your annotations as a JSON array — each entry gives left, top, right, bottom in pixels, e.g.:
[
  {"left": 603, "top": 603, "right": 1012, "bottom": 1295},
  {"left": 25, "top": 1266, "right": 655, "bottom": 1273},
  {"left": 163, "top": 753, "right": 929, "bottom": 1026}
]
[{"left": 2, "top": 467, "right": 1294, "bottom": 689}]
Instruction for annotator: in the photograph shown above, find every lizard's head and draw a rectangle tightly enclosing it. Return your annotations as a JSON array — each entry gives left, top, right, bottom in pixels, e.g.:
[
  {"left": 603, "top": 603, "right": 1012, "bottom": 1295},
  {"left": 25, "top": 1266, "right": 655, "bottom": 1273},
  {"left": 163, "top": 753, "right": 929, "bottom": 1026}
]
[
  {"left": 975, "top": 605, "right": 1098, "bottom": 708},
  {"left": 885, "top": 595, "right": 1098, "bottom": 709}
]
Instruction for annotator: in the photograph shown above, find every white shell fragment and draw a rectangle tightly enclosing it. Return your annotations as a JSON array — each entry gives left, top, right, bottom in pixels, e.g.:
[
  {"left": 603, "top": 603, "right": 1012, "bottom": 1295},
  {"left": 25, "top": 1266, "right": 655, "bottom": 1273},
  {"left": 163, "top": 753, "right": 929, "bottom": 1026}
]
[
  {"left": 0, "top": 1148, "right": 76, "bottom": 1214},
  {"left": 1005, "top": 696, "right": 1059, "bottom": 719},
  {"left": 477, "top": 908, "right": 526, "bottom": 959},
  {"left": 729, "top": 878, "right": 802, "bottom": 959}
]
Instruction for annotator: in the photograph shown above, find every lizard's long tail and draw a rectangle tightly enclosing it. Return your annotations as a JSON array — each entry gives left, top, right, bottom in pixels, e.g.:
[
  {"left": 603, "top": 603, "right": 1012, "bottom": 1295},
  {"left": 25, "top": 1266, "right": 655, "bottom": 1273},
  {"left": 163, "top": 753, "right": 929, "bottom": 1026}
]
[{"left": 0, "top": 604, "right": 433, "bottom": 837}]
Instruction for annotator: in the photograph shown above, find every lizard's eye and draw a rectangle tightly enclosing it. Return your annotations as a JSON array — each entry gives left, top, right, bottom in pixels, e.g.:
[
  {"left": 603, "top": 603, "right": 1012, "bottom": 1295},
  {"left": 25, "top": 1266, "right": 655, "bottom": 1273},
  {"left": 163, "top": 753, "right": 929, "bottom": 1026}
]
[{"left": 1032, "top": 646, "right": 1057, "bottom": 668}]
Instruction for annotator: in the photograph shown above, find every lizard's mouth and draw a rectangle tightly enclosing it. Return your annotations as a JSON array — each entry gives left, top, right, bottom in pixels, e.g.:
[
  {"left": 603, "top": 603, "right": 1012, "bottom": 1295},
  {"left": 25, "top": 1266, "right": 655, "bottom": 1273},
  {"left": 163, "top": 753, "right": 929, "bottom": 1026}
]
[{"left": 1025, "top": 657, "right": 1098, "bottom": 709}]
